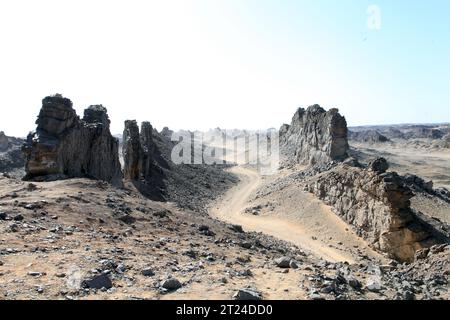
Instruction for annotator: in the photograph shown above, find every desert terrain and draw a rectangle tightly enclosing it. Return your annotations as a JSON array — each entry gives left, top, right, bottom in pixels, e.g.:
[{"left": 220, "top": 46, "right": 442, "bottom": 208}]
[{"left": 0, "top": 97, "right": 449, "bottom": 300}]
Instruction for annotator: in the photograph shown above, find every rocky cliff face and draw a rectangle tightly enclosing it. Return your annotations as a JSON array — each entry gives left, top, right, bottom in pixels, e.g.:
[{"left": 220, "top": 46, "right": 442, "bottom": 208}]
[
  {"left": 122, "top": 120, "right": 154, "bottom": 181},
  {"left": 0, "top": 131, "right": 9, "bottom": 152},
  {"left": 304, "top": 158, "right": 446, "bottom": 262},
  {"left": 280, "top": 105, "right": 349, "bottom": 166},
  {"left": 23, "top": 95, "right": 122, "bottom": 186}
]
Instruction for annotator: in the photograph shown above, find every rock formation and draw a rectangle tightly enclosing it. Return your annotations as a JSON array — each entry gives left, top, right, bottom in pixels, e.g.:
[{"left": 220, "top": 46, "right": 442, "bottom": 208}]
[
  {"left": 304, "top": 158, "right": 446, "bottom": 262},
  {"left": 122, "top": 120, "right": 155, "bottom": 181},
  {"left": 0, "top": 131, "right": 9, "bottom": 152},
  {"left": 23, "top": 94, "right": 122, "bottom": 186},
  {"left": 280, "top": 105, "right": 349, "bottom": 166},
  {"left": 443, "top": 133, "right": 450, "bottom": 142},
  {"left": 0, "top": 132, "right": 25, "bottom": 176},
  {"left": 348, "top": 130, "right": 390, "bottom": 143},
  {"left": 405, "top": 127, "right": 444, "bottom": 140}
]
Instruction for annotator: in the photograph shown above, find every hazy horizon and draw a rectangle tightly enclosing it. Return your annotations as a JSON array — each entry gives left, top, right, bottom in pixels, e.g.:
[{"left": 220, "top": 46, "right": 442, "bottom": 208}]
[{"left": 1, "top": 0, "right": 449, "bottom": 137}]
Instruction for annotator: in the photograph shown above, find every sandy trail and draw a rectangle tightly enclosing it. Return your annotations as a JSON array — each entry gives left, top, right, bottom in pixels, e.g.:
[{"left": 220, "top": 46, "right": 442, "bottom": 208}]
[{"left": 210, "top": 166, "right": 359, "bottom": 263}]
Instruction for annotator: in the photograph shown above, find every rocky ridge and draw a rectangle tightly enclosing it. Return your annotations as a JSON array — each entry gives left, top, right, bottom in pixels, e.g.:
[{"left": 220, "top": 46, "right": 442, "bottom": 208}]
[{"left": 303, "top": 158, "right": 448, "bottom": 262}]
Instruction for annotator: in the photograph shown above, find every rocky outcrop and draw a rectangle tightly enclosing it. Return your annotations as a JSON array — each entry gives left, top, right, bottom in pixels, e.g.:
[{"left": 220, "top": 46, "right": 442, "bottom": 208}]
[
  {"left": 0, "top": 131, "right": 9, "bottom": 152},
  {"left": 122, "top": 121, "right": 155, "bottom": 181},
  {"left": 443, "top": 133, "right": 450, "bottom": 142},
  {"left": 405, "top": 127, "right": 444, "bottom": 140},
  {"left": 280, "top": 105, "right": 349, "bottom": 166},
  {"left": 0, "top": 132, "right": 25, "bottom": 176},
  {"left": 23, "top": 94, "right": 122, "bottom": 186},
  {"left": 304, "top": 158, "right": 446, "bottom": 262},
  {"left": 348, "top": 130, "right": 390, "bottom": 143}
]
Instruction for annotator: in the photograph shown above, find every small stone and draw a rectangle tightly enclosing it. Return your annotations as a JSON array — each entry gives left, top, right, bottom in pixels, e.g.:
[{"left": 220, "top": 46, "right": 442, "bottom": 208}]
[
  {"left": 162, "top": 278, "right": 182, "bottom": 291},
  {"left": 0, "top": 212, "right": 7, "bottom": 220},
  {"left": 13, "top": 215, "right": 24, "bottom": 221},
  {"left": 233, "top": 289, "right": 262, "bottom": 301},
  {"left": 240, "top": 242, "right": 252, "bottom": 249},
  {"left": 347, "top": 277, "right": 362, "bottom": 290},
  {"left": 366, "top": 277, "right": 382, "bottom": 292},
  {"left": 141, "top": 268, "right": 155, "bottom": 277},
  {"left": 275, "top": 257, "right": 292, "bottom": 268},
  {"left": 82, "top": 274, "right": 113, "bottom": 290},
  {"left": 229, "top": 225, "right": 244, "bottom": 233},
  {"left": 403, "top": 290, "right": 415, "bottom": 300},
  {"left": 309, "top": 293, "right": 325, "bottom": 300}
]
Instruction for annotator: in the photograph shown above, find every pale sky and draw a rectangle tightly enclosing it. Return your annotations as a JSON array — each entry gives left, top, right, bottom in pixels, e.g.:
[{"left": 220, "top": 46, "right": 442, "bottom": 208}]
[{"left": 0, "top": 0, "right": 449, "bottom": 137}]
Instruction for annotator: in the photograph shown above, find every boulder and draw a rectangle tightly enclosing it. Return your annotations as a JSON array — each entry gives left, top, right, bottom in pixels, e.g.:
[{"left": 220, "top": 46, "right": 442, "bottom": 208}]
[
  {"left": 233, "top": 289, "right": 262, "bottom": 301},
  {"left": 82, "top": 273, "right": 113, "bottom": 290},
  {"left": 368, "top": 157, "right": 389, "bottom": 174},
  {"left": 162, "top": 278, "right": 182, "bottom": 291},
  {"left": 22, "top": 95, "right": 122, "bottom": 186},
  {"left": 274, "top": 256, "right": 292, "bottom": 268}
]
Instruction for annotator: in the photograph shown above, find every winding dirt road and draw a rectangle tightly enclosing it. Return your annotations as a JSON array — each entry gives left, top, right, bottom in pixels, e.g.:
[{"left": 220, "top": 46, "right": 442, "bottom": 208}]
[{"left": 210, "top": 166, "right": 359, "bottom": 263}]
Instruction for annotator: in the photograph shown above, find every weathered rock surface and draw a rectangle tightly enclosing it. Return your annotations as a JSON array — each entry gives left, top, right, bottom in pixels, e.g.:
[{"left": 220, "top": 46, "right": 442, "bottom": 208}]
[
  {"left": 0, "top": 131, "right": 9, "bottom": 152},
  {"left": 123, "top": 120, "right": 142, "bottom": 180},
  {"left": 22, "top": 95, "right": 122, "bottom": 186},
  {"left": 404, "top": 127, "right": 444, "bottom": 140},
  {"left": 0, "top": 132, "right": 25, "bottom": 176},
  {"left": 304, "top": 159, "right": 448, "bottom": 262},
  {"left": 121, "top": 123, "right": 238, "bottom": 212},
  {"left": 348, "top": 130, "right": 390, "bottom": 143},
  {"left": 443, "top": 133, "right": 450, "bottom": 142},
  {"left": 280, "top": 105, "right": 349, "bottom": 166}
]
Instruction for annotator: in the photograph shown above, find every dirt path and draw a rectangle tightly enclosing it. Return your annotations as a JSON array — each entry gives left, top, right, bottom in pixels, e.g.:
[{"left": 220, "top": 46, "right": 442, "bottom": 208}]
[{"left": 210, "top": 166, "right": 360, "bottom": 263}]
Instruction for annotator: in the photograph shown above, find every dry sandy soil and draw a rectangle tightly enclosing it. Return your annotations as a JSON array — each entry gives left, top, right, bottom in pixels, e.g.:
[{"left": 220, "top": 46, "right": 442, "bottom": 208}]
[
  {"left": 210, "top": 166, "right": 385, "bottom": 264},
  {"left": 2, "top": 172, "right": 447, "bottom": 300},
  {"left": 0, "top": 175, "right": 393, "bottom": 300},
  {"left": 350, "top": 140, "right": 450, "bottom": 189}
]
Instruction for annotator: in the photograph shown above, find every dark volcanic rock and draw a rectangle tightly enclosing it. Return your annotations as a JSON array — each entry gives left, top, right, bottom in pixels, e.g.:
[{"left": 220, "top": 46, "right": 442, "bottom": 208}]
[
  {"left": 280, "top": 105, "right": 349, "bottom": 166},
  {"left": 233, "top": 289, "right": 263, "bottom": 301},
  {"left": 162, "top": 278, "right": 182, "bottom": 291},
  {"left": 82, "top": 273, "right": 113, "bottom": 290},
  {"left": 368, "top": 157, "right": 389, "bottom": 174},
  {"left": 22, "top": 95, "right": 122, "bottom": 186}
]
